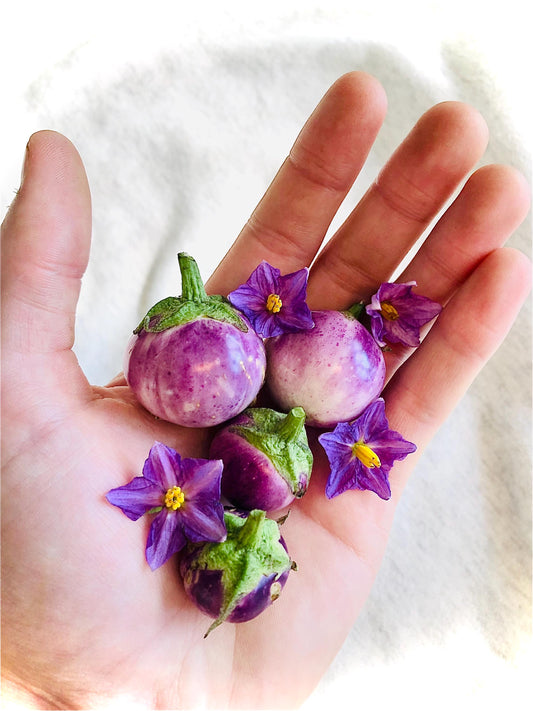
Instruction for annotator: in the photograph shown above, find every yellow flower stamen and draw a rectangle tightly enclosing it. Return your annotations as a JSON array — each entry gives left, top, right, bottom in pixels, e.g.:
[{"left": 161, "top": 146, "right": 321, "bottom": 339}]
[
  {"left": 164, "top": 485, "right": 185, "bottom": 510},
  {"left": 380, "top": 301, "right": 399, "bottom": 321},
  {"left": 352, "top": 442, "right": 381, "bottom": 468},
  {"left": 266, "top": 293, "right": 283, "bottom": 314}
]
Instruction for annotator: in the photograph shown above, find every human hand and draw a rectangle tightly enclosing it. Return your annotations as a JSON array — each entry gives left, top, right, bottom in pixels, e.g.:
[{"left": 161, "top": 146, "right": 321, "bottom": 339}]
[{"left": 1, "top": 72, "right": 530, "bottom": 709}]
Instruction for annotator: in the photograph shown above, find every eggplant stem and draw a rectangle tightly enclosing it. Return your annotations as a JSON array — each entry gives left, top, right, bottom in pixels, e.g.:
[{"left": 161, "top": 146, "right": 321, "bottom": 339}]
[
  {"left": 178, "top": 252, "right": 207, "bottom": 302},
  {"left": 347, "top": 301, "right": 365, "bottom": 319},
  {"left": 275, "top": 407, "right": 306, "bottom": 441},
  {"left": 236, "top": 509, "right": 266, "bottom": 548}
]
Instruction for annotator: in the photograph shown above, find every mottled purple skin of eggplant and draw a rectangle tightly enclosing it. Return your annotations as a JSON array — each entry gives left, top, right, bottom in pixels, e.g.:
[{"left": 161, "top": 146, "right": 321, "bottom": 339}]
[
  {"left": 210, "top": 413, "right": 304, "bottom": 511},
  {"left": 125, "top": 317, "right": 266, "bottom": 427},
  {"left": 179, "top": 537, "right": 290, "bottom": 624},
  {"left": 265, "top": 310, "right": 386, "bottom": 427}
]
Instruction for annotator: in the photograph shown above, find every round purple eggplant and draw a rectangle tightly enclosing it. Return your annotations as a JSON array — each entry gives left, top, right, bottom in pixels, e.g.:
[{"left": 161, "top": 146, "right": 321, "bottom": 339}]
[
  {"left": 209, "top": 406, "right": 313, "bottom": 511},
  {"left": 125, "top": 253, "right": 266, "bottom": 427},
  {"left": 265, "top": 309, "right": 386, "bottom": 427},
  {"left": 179, "top": 509, "right": 295, "bottom": 636}
]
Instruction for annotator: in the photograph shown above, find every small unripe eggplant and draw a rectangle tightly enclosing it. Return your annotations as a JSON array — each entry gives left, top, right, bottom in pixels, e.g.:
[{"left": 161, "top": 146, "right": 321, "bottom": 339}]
[
  {"left": 209, "top": 406, "right": 313, "bottom": 511},
  {"left": 125, "top": 253, "right": 266, "bottom": 427},
  {"left": 179, "top": 509, "right": 295, "bottom": 636},
  {"left": 265, "top": 309, "right": 386, "bottom": 427}
]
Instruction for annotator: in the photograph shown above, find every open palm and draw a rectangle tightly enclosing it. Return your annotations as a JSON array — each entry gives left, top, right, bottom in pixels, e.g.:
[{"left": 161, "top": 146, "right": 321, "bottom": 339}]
[{"left": 1, "top": 73, "right": 530, "bottom": 709}]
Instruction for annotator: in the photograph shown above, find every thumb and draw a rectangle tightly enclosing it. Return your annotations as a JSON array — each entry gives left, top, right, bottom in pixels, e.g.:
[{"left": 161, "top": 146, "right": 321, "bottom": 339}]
[{"left": 1, "top": 131, "right": 92, "bottom": 355}]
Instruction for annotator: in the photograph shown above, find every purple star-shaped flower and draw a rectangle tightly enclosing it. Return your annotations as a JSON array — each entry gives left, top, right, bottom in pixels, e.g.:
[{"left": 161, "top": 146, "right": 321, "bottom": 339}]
[
  {"left": 365, "top": 281, "right": 442, "bottom": 348},
  {"left": 228, "top": 261, "right": 314, "bottom": 338},
  {"left": 319, "top": 399, "right": 416, "bottom": 500},
  {"left": 106, "top": 442, "right": 226, "bottom": 570}
]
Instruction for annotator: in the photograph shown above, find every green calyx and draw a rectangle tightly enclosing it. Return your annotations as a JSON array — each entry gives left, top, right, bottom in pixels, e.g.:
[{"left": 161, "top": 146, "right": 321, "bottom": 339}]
[
  {"left": 343, "top": 300, "right": 373, "bottom": 334},
  {"left": 196, "top": 509, "right": 292, "bottom": 637},
  {"left": 234, "top": 407, "right": 313, "bottom": 497},
  {"left": 134, "top": 252, "right": 248, "bottom": 334},
  {"left": 346, "top": 301, "right": 366, "bottom": 320}
]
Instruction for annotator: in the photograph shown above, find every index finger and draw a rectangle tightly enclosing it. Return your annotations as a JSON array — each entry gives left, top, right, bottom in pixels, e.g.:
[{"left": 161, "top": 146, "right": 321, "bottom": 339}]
[{"left": 206, "top": 72, "right": 387, "bottom": 295}]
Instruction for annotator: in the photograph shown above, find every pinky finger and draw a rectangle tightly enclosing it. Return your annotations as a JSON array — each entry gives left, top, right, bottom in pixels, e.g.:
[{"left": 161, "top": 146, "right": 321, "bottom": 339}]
[{"left": 383, "top": 247, "right": 531, "bottom": 494}]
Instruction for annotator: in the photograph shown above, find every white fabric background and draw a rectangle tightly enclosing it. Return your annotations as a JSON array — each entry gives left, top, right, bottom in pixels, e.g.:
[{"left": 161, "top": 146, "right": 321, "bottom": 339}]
[{"left": 2, "top": 2, "right": 531, "bottom": 709}]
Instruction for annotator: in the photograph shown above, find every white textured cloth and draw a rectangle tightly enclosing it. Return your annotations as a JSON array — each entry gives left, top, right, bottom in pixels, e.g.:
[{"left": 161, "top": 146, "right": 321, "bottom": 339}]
[{"left": 2, "top": 2, "right": 531, "bottom": 709}]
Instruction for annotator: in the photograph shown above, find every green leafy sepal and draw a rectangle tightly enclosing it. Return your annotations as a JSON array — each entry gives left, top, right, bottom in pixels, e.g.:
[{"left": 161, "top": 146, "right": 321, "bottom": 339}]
[
  {"left": 345, "top": 301, "right": 366, "bottom": 320},
  {"left": 343, "top": 300, "right": 374, "bottom": 334},
  {"left": 233, "top": 407, "right": 313, "bottom": 497},
  {"left": 193, "top": 510, "right": 292, "bottom": 637},
  {"left": 134, "top": 253, "right": 248, "bottom": 334}
]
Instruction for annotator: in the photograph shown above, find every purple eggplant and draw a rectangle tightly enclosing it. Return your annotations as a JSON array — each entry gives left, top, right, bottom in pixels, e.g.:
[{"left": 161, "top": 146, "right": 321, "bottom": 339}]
[
  {"left": 179, "top": 509, "right": 295, "bottom": 636},
  {"left": 209, "top": 406, "right": 312, "bottom": 511},
  {"left": 125, "top": 253, "right": 266, "bottom": 427},
  {"left": 265, "top": 309, "right": 386, "bottom": 427}
]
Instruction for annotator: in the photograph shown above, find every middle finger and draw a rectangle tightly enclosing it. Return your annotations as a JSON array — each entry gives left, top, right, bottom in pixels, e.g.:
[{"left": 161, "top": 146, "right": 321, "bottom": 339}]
[{"left": 307, "top": 101, "right": 489, "bottom": 309}]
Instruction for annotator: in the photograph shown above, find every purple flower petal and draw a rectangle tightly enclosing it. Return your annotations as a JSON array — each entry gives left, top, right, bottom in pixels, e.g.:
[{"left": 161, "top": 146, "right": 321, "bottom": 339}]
[
  {"left": 369, "top": 429, "right": 417, "bottom": 466},
  {"left": 106, "top": 477, "right": 163, "bottom": 521},
  {"left": 142, "top": 441, "right": 182, "bottom": 490},
  {"left": 105, "top": 443, "right": 227, "bottom": 570},
  {"left": 323, "top": 450, "right": 361, "bottom": 498},
  {"left": 381, "top": 318, "right": 421, "bottom": 348},
  {"left": 256, "top": 314, "right": 289, "bottom": 338},
  {"left": 320, "top": 421, "right": 359, "bottom": 448},
  {"left": 356, "top": 398, "right": 389, "bottom": 439},
  {"left": 319, "top": 428, "right": 353, "bottom": 460},
  {"left": 248, "top": 260, "right": 280, "bottom": 296},
  {"left": 146, "top": 510, "right": 187, "bottom": 570},
  {"left": 366, "top": 281, "right": 442, "bottom": 347},
  {"left": 252, "top": 309, "right": 279, "bottom": 337},
  {"left": 279, "top": 267, "right": 308, "bottom": 299},
  {"left": 177, "top": 457, "right": 223, "bottom": 500},
  {"left": 376, "top": 281, "right": 416, "bottom": 303},
  {"left": 319, "top": 399, "right": 416, "bottom": 500},
  {"left": 355, "top": 465, "right": 392, "bottom": 500},
  {"left": 226, "top": 284, "right": 265, "bottom": 314},
  {"left": 180, "top": 498, "right": 227, "bottom": 543},
  {"left": 228, "top": 261, "right": 314, "bottom": 337}
]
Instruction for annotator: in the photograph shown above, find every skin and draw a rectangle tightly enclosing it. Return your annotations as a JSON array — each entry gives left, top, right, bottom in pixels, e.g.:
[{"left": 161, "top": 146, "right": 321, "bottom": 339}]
[{"left": 1, "top": 72, "right": 531, "bottom": 709}]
